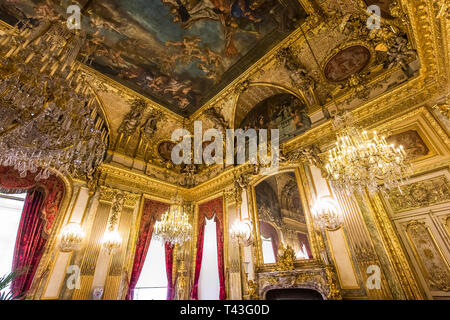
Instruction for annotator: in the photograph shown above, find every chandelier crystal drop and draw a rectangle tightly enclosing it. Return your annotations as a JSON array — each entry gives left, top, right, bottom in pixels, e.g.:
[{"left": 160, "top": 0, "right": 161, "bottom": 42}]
[
  {"left": 0, "top": 20, "right": 107, "bottom": 180},
  {"left": 154, "top": 196, "right": 192, "bottom": 246},
  {"left": 324, "top": 112, "right": 411, "bottom": 195}
]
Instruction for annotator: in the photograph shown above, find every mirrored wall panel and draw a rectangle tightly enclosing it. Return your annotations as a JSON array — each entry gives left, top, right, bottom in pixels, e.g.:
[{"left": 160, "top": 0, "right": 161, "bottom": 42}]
[{"left": 254, "top": 171, "right": 312, "bottom": 264}]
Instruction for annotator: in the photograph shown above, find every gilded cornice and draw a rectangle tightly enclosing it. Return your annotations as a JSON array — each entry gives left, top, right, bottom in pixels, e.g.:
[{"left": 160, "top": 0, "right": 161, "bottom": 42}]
[
  {"left": 80, "top": 65, "right": 185, "bottom": 123},
  {"left": 98, "top": 164, "right": 181, "bottom": 200}
]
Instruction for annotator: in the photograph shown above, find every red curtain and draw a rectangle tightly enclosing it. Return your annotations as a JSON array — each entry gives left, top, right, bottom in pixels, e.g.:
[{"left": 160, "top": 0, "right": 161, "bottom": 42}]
[
  {"left": 260, "top": 221, "right": 279, "bottom": 261},
  {"left": 190, "top": 219, "right": 205, "bottom": 300},
  {"left": 0, "top": 166, "right": 64, "bottom": 235},
  {"left": 11, "top": 189, "right": 46, "bottom": 296},
  {"left": 126, "top": 199, "right": 169, "bottom": 300},
  {"left": 190, "top": 197, "right": 226, "bottom": 300},
  {"left": 0, "top": 166, "right": 65, "bottom": 298},
  {"left": 216, "top": 211, "right": 226, "bottom": 300},
  {"left": 165, "top": 243, "right": 175, "bottom": 300}
]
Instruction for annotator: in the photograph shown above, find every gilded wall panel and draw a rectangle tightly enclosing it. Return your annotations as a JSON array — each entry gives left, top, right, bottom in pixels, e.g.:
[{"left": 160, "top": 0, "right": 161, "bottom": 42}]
[
  {"left": 386, "top": 175, "right": 450, "bottom": 213},
  {"left": 384, "top": 170, "right": 450, "bottom": 299},
  {"left": 404, "top": 220, "right": 450, "bottom": 292}
]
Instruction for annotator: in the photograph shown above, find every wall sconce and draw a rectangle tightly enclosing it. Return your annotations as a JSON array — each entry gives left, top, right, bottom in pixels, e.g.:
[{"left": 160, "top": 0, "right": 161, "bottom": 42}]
[
  {"left": 102, "top": 229, "right": 122, "bottom": 255},
  {"left": 59, "top": 222, "right": 85, "bottom": 252},
  {"left": 311, "top": 196, "right": 342, "bottom": 230},
  {"left": 230, "top": 219, "right": 253, "bottom": 246}
]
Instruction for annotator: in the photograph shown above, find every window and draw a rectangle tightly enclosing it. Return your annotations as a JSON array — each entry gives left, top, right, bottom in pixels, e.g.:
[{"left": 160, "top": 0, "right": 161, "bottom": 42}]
[
  {"left": 134, "top": 234, "right": 167, "bottom": 300},
  {"left": 198, "top": 217, "right": 220, "bottom": 300},
  {"left": 0, "top": 193, "right": 26, "bottom": 295},
  {"left": 261, "top": 235, "right": 276, "bottom": 264}
]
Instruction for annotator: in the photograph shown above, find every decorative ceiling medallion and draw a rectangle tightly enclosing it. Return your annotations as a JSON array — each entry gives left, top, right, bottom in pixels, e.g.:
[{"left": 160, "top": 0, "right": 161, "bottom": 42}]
[{"left": 324, "top": 46, "right": 371, "bottom": 82}]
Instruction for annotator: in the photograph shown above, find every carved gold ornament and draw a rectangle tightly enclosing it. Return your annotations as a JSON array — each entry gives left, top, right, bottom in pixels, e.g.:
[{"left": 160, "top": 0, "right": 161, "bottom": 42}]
[
  {"left": 433, "top": 104, "right": 450, "bottom": 120},
  {"left": 405, "top": 221, "right": 450, "bottom": 292},
  {"left": 275, "top": 245, "right": 296, "bottom": 271},
  {"left": 387, "top": 176, "right": 450, "bottom": 212}
]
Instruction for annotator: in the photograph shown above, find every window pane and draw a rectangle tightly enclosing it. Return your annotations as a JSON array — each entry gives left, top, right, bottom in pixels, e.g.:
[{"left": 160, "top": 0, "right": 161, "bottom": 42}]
[
  {"left": 261, "top": 236, "right": 276, "bottom": 264},
  {"left": 134, "top": 234, "right": 167, "bottom": 300},
  {"left": 198, "top": 217, "right": 220, "bottom": 300},
  {"left": 133, "top": 287, "right": 167, "bottom": 300}
]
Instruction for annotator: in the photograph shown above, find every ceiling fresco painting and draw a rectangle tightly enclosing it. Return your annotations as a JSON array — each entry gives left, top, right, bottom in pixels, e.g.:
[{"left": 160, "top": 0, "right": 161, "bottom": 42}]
[
  {"left": 0, "top": 0, "right": 308, "bottom": 114},
  {"left": 240, "top": 93, "right": 311, "bottom": 143},
  {"left": 324, "top": 45, "right": 371, "bottom": 82}
]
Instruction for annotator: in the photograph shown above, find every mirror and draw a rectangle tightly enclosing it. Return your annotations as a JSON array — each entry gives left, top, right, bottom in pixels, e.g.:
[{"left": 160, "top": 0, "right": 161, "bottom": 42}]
[{"left": 254, "top": 171, "right": 312, "bottom": 264}]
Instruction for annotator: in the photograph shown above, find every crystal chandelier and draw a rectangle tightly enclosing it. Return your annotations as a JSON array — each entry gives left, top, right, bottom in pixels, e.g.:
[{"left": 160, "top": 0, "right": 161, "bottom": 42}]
[
  {"left": 154, "top": 196, "right": 192, "bottom": 246},
  {"left": 59, "top": 222, "right": 86, "bottom": 252},
  {"left": 311, "top": 196, "right": 342, "bottom": 230},
  {"left": 0, "top": 18, "right": 107, "bottom": 180},
  {"left": 324, "top": 112, "right": 410, "bottom": 194},
  {"left": 230, "top": 220, "right": 253, "bottom": 246}
]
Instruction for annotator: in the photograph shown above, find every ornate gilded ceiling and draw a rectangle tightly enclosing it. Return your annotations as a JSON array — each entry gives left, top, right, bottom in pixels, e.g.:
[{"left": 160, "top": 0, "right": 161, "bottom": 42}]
[
  {"left": 0, "top": 0, "right": 307, "bottom": 114},
  {"left": 0, "top": 0, "right": 448, "bottom": 190}
]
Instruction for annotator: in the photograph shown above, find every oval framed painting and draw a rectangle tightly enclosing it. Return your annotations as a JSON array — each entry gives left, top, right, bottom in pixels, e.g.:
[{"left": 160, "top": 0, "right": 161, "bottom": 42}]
[
  {"left": 324, "top": 45, "right": 371, "bottom": 82},
  {"left": 157, "top": 140, "right": 177, "bottom": 162}
]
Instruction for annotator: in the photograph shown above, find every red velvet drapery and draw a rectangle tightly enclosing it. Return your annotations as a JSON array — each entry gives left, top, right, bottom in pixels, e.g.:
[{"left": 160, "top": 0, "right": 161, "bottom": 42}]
[
  {"left": 165, "top": 243, "right": 175, "bottom": 300},
  {"left": 190, "top": 216, "right": 205, "bottom": 300},
  {"left": 259, "top": 221, "right": 279, "bottom": 261},
  {"left": 216, "top": 210, "right": 226, "bottom": 300},
  {"left": 126, "top": 199, "right": 170, "bottom": 300},
  {"left": 0, "top": 166, "right": 64, "bottom": 235},
  {"left": 12, "top": 189, "right": 46, "bottom": 296},
  {"left": 190, "top": 197, "right": 226, "bottom": 300},
  {"left": 0, "top": 166, "right": 65, "bottom": 297}
]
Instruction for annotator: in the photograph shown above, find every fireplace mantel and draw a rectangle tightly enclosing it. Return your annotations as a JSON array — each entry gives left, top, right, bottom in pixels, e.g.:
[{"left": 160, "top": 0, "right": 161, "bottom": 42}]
[{"left": 256, "top": 267, "right": 341, "bottom": 300}]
